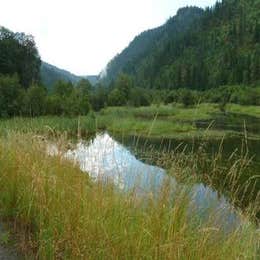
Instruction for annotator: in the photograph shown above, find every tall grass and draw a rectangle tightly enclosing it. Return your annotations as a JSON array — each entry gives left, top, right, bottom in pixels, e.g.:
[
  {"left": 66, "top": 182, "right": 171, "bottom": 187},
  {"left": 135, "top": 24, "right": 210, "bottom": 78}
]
[
  {"left": 159, "top": 139, "right": 260, "bottom": 221},
  {"left": 0, "top": 116, "right": 98, "bottom": 138},
  {"left": 0, "top": 113, "right": 198, "bottom": 139},
  {"left": 1, "top": 102, "right": 260, "bottom": 140},
  {"left": 0, "top": 133, "right": 259, "bottom": 259},
  {"left": 100, "top": 103, "right": 218, "bottom": 121},
  {"left": 228, "top": 104, "right": 260, "bottom": 118}
]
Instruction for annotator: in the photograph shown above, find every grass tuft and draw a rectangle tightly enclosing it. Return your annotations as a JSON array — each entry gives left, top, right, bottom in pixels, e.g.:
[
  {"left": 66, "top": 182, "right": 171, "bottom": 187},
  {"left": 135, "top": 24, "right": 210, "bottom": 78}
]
[{"left": 0, "top": 133, "right": 259, "bottom": 259}]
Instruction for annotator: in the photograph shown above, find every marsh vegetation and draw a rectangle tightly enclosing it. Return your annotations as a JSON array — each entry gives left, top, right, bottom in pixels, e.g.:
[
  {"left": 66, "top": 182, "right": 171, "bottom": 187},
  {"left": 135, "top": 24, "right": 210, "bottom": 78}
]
[
  {"left": 0, "top": 105, "right": 259, "bottom": 258},
  {"left": 0, "top": 131, "right": 259, "bottom": 259}
]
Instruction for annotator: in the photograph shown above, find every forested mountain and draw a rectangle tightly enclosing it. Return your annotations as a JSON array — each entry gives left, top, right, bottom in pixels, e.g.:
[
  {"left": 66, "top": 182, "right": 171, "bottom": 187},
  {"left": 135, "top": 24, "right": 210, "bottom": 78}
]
[
  {"left": 103, "top": 6, "right": 204, "bottom": 85},
  {"left": 40, "top": 62, "right": 82, "bottom": 88},
  {"left": 103, "top": 0, "right": 260, "bottom": 90},
  {"left": 41, "top": 62, "right": 99, "bottom": 89}
]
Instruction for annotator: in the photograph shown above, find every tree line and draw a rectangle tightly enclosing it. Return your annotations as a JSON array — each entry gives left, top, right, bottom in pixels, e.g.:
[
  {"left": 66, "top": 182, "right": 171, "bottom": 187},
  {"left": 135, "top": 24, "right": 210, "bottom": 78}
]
[
  {"left": 1, "top": 71, "right": 259, "bottom": 118},
  {"left": 0, "top": 73, "right": 149, "bottom": 117}
]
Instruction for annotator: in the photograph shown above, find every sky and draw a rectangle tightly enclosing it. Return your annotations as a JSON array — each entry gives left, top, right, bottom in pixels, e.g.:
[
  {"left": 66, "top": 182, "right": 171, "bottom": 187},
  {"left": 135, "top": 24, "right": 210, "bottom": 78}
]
[{"left": 0, "top": 0, "right": 217, "bottom": 75}]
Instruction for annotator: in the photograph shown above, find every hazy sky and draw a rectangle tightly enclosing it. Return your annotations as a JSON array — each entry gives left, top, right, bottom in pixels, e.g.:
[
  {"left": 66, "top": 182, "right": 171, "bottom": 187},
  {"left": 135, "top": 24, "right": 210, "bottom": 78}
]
[{"left": 0, "top": 0, "right": 216, "bottom": 75}]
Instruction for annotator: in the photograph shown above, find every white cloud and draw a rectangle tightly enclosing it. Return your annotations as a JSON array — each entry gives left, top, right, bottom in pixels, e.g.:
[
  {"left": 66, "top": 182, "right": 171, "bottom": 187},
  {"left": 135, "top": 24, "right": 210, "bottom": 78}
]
[{"left": 0, "top": 0, "right": 216, "bottom": 75}]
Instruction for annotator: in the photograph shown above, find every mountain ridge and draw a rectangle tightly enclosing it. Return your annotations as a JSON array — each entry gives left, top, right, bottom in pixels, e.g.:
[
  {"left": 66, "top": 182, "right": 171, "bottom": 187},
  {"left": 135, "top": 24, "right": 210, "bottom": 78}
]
[
  {"left": 102, "top": 6, "right": 204, "bottom": 84},
  {"left": 41, "top": 62, "right": 99, "bottom": 88},
  {"left": 102, "top": 1, "right": 260, "bottom": 89}
]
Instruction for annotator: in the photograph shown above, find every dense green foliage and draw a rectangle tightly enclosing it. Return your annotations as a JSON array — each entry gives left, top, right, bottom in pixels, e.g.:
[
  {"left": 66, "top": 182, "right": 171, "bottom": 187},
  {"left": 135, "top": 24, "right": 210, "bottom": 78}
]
[
  {"left": 0, "top": 75, "right": 92, "bottom": 117},
  {"left": 0, "top": 74, "right": 23, "bottom": 117},
  {"left": 165, "top": 85, "right": 260, "bottom": 106},
  {"left": 0, "top": 26, "right": 41, "bottom": 88},
  {"left": 107, "top": 74, "right": 150, "bottom": 106},
  {"left": 103, "top": 0, "right": 260, "bottom": 90},
  {"left": 1, "top": 73, "right": 259, "bottom": 118}
]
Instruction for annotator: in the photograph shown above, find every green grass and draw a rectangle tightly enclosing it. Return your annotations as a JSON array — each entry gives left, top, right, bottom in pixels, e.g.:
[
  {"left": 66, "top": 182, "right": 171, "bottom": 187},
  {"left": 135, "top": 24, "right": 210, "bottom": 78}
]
[
  {"left": 100, "top": 103, "right": 219, "bottom": 121},
  {"left": 0, "top": 133, "right": 259, "bottom": 259},
  {"left": 97, "top": 103, "right": 260, "bottom": 139},
  {"left": 0, "top": 111, "right": 199, "bottom": 140},
  {"left": 101, "top": 116, "right": 196, "bottom": 138},
  {"left": 228, "top": 103, "right": 260, "bottom": 118},
  {"left": 0, "top": 103, "right": 259, "bottom": 140},
  {"left": 0, "top": 116, "right": 98, "bottom": 138},
  {"left": 0, "top": 103, "right": 259, "bottom": 258},
  {"left": 101, "top": 103, "right": 260, "bottom": 120}
]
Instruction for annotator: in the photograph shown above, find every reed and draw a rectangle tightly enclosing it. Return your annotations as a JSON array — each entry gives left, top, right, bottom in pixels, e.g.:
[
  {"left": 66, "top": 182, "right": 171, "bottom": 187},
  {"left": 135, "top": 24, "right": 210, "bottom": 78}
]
[{"left": 0, "top": 132, "right": 258, "bottom": 259}]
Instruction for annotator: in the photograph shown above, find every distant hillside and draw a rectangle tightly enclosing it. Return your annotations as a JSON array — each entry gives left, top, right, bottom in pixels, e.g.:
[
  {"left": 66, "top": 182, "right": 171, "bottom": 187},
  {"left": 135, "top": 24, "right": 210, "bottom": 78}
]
[
  {"left": 41, "top": 62, "right": 99, "bottom": 89},
  {"left": 103, "top": 0, "right": 260, "bottom": 90},
  {"left": 83, "top": 75, "right": 99, "bottom": 85}
]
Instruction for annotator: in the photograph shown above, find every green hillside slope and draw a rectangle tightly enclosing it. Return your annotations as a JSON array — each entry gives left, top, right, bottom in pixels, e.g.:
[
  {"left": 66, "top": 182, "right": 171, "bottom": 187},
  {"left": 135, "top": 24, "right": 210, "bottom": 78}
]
[
  {"left": 103, "top": 0, "right": 260, "bottom": 90},
  {"left": 41, "top": 62, "right": 99, "bottom": 89}
]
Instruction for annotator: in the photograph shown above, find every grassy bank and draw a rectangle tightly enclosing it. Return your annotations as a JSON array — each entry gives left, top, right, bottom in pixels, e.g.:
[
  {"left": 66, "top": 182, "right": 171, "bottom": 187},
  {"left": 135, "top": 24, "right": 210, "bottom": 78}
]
[
  {"left": 99, "top": 103, "right": 260, "bottom": 120},
  {"left": 0, "top": 116, "right": 98, "bottom": 138},
  {"left": 1, "top": 103, "right": 259, "bottom": 140},
  {"left": 0, "top": 133, "right": 259, "bottom": 259},
  {"left": 227, "top": 104, "right": 260, "bottom": 118},
  {"left": 99, "top": 103, "right": 260, "bottom": 138}
]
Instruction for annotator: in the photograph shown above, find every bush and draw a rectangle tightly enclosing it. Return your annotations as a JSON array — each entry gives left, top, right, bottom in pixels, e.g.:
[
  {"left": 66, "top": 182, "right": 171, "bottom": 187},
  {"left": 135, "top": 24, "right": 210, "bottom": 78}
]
[
  {"left": 0, "top": 74, "right": 23, "bottom": 117},
  {"left": 90, "top": 85, "right": 108, "bottom": 111},
  {"left": 24, "top": 84, "right": 47, "bottom": 116},
  {"left": 178, "top": 89, "right": 197, "bottom": 107},
  {"left": 165, "top": 91, "right": 179, "bottom": 104},
  {"left": 108, "top": 88, "right": 127, "bottom": 106},
  {"left": 129, "top": 88, "right": 151, "bottom": 107}
]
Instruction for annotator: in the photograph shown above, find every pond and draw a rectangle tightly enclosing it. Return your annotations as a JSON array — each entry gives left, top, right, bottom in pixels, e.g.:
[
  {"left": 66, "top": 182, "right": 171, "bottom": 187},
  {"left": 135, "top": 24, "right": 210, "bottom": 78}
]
[
  {"left": 63, "top": 132, "right": 250, "bottom": 231},
  {"left": 117, "top": 134, "right": 260, "bottom": 172},
  {"left": 116, "top": 133, "right": 260, "bottom": 220}
]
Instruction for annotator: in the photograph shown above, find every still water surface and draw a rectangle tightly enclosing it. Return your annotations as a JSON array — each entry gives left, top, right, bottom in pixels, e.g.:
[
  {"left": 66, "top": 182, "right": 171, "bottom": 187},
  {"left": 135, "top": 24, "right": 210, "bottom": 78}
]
[{"left": 64, "top": 133, "right": 247, "bottom": 230}]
